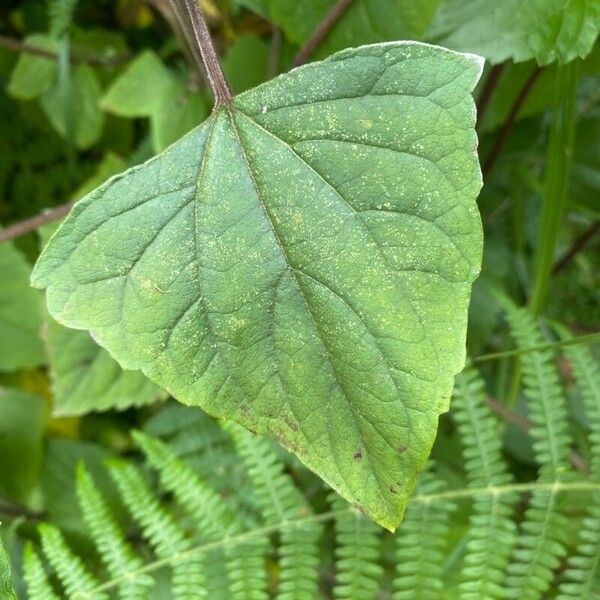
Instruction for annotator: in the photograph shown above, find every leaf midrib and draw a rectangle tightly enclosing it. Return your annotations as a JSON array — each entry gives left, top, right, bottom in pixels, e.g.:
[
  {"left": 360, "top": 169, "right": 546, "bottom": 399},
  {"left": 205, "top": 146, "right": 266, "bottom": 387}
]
[{"left": 222, "top": 107, "right": 398, "bottom": 518}]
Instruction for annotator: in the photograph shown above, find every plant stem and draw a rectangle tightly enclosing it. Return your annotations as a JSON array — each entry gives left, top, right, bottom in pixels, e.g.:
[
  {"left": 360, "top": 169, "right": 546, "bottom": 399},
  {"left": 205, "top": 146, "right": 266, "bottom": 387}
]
[
  {"left": 0, "top": 203, "right": 74, "bottom": 242},
  {"left": 267, "top": 26, "right": 282, "bottom": 79},
  {"left": 290, "top": 0, "right": 355, "bottom": 68},
  {"left": 182, "top": 0, "right": 231, "bottom": 106},
  {"left": 553, "top": 219, "right": 600, "bottom": 274},
  {"left": 476, "top": 63, "right": 505, "bottom": 127},
  {"left": 474, "top": 332, "right": 600, "bottom": 362},
  {"left": 529, "top": 62, "right": 579, "bottom": 314},
  {"left": 482, "top": 66, "right": 542, "bottom": 177}
]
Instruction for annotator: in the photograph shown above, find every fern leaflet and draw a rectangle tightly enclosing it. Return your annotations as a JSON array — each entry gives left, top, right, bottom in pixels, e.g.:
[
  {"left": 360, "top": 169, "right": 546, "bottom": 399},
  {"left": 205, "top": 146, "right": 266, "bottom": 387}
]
[
  {"left": 453, "top": 367, "right": 517, "bottom": 599},
  {"left": 393, "top": 468, "right": 456, "bottom": 599},
  {"left": 557, "top": 341, "right": 600, "bottom": 599},
  {"left": 501, "top": 301, "right": 573, "bottom": 599},
  {"left": 22, "top": 543, "right": 60, "bottom": 600},
  {"left": 329, "top": 493, "right": 382, "bottom": 600}
]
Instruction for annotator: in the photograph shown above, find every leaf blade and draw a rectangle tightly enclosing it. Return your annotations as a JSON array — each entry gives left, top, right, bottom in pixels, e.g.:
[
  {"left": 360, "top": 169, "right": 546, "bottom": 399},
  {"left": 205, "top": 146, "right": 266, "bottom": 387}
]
[{"left": 32, "top": 42, "right": 484, "bottom": 529}]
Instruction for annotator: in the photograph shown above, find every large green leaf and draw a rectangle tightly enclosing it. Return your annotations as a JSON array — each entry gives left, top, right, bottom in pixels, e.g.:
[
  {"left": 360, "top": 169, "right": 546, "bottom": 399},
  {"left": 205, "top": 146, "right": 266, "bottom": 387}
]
[
  {"left": 241, "top": 0, "right": 439, "bottom": 55},
  {"left": 0, "top": 243, "right": 44, "bottom": 372},
  {"left": 427, "top": 0, "right": 600, "bottom": 65},
  {"left": 32, "top": 42, "right": 484, "bottom": 530}
]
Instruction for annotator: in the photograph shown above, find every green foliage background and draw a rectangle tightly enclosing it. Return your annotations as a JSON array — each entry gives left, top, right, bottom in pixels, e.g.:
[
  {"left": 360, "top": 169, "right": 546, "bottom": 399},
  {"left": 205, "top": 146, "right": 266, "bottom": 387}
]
[{"left": 0, "top": 0, "right": 599, "bottom": 598}]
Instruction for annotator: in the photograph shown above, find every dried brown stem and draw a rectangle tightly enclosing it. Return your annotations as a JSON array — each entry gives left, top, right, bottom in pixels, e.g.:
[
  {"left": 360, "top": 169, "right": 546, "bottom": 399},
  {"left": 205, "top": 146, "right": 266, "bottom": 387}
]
[
  {"left": 290, "top": 0, "right": 354, "bottom": 68},
  {"left": 267, "top": 26, "right": 282, "bottom": 79},
  {"left": 553, "top": 220, "right": 600, "bottom": 274},
  {"left": 476, "top": 63, "right": 505, "bottom": 126},
  {"left": 482, "top": 67, "right": 542, "bottom": 177},
  {"left": 0, "top": 203, "right": 73, "bottom": 243}
]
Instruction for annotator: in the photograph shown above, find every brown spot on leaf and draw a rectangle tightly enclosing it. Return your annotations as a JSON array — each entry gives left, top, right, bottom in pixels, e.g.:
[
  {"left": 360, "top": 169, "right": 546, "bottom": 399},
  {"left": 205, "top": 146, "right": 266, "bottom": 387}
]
[
  {"left": 353, "top": 503, "right": 367, "bottom": 515},
  {"left": 353, "top": 448, "right": 363, "bottom": 460},
  {"left": 397, "top": 446, "right": 407, "bottom": 454},
  {"left": 285, "top": 418, "right": 299, "bottom": 432}
]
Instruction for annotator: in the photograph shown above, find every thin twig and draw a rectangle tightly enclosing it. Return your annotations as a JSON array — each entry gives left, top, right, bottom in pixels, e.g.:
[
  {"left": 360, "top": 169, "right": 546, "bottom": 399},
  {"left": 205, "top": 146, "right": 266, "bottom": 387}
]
[
  {"left": 0, "top": 499, "right": 46, "bottom": 521},
  {"left": 0, "top": 34, "right": 131, "bottom": 66},
  {"left": 476, "top": 63, "right": 505, "bottom": 127},
  {"left": 0, "top": 203, "right": 73, "bottom": 242},
  {"left": 290, "top": 0, "right": 355, "bottom": 68},
  {"left": 182, "top": 0, "right": 231, "bottom": 105},
  {"left": 486, "top": 397, "right": 589, "bottom": 474},
  {"left": 482, "top": 66, "right": 542, "bottom": 177},
  {"left": 553, "top": 220, "right": 600, "bottom": 274}
]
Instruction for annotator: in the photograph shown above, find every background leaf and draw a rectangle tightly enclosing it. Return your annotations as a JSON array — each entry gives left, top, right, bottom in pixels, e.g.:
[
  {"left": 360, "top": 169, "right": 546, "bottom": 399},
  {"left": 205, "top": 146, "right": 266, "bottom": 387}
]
[
  {"left": 7, "top": 34, "right": 57, "bottom": 101},
  {"left": 0, "top": 389, "right": 44, "bottom": 501},
  {"left": 0, "top": 243, "right": 44, "bottom": 372},
  {"left": 427, "top": 0, "right": 600, "bottom": 65},
  {"left": 44, "top": 314, "right": 165, "bottom": 416}
]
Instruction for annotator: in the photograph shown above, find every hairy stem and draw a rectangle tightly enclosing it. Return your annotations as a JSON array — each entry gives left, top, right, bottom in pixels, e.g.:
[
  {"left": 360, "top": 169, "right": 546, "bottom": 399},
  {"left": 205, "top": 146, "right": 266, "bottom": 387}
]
[{"left": 182, "top": 0, "right": 231, "bottom": 106}]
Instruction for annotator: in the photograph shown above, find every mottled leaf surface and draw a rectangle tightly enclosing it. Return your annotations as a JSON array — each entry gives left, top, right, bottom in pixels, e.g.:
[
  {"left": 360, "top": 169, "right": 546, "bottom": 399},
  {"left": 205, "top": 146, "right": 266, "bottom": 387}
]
[
  {"left": 428, "top": 0, "right": 600, "bottom": 65},
  {"left": 32, "top": 42, "right": 484, "bottom": 529}
]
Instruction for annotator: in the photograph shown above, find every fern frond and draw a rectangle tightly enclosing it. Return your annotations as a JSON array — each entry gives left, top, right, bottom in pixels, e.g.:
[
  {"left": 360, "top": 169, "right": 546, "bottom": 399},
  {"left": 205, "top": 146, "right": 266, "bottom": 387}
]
[
  {"left": 557, "top": 341, "right": 600, "bottom": 599},
  {"left": 453, "top": 367, "right": 517, "bottom": 598},
  {"left": 226, "top": 423, "right": 322, "bottom": 599},
  {"left": 501, "top": 301, "right": 573, "bottom": 599},
  {"left": 107, "top": 460, "right": 189, "bottom": 558},
  {"left": 226, "top": 538, "right": 270, "bottom": 600},
  {"left": 22, "top": 543, "right": 59, "bottom": 600},
  {"left": 75, "top": 464, "right": 154, "bottom": 599},
  {"left": 47, "top": 0, "right": 78, "bottom": 38},
  {"left": 393, "top": 469, "right": 456, "bottom": 599},
  {"left": 562, "top": 342, "right": 600, "bottom": 477},
  {"left": 133, "top": 431, "right": 266, "bottom": 600},
  {"left": 330, "top": 493, "right": 382, "bottom": 600},
  {"left": 225, "top": 423, "right": 308, "bottom": 523},
  {"left": 502, "top": 303, "right": 572, "bottom": 477},
  {"left": 107, "top": 459, "right": 206, "bottom": 599},
  {"left": 133, "top": 431, "right": 237, "bottom": 538},
  {"left": 38, "top": 524, "right": 107, "bottom": 599},
  {"left": 143, "top": 405, "right": 254, "bottom": 516},
  {"left": 0, "top": 531, "right": 16, "bottom": 600}
]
